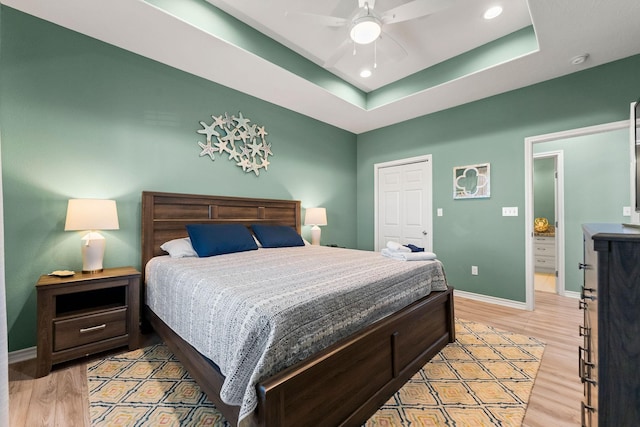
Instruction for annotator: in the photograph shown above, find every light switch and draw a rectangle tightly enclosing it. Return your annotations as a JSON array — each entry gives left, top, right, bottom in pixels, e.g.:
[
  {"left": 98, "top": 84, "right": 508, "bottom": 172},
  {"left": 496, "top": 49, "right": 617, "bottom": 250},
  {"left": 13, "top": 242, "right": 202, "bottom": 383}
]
[
  {"left": 437, "top": 208, "right": 443, "bottom": 217},
  {"left": 502, "top": 207, "right": 518, "bottom": 216}
]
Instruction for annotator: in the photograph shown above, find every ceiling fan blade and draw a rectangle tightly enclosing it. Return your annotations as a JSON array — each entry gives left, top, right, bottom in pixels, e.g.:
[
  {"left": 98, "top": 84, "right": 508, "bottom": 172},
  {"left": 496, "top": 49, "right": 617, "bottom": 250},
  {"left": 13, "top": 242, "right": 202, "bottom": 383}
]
[
  {"left": 376, "top": 31, "right": 408, "bottom": 62},
  {"left": 381, "top": 0, "right": 451, "bottom": 25},
  {"left": 323, "top": 38, "right": 352, "bottom": 68},
  {"left": 284, "top": 10, "right": 348, "bottom": 27}
]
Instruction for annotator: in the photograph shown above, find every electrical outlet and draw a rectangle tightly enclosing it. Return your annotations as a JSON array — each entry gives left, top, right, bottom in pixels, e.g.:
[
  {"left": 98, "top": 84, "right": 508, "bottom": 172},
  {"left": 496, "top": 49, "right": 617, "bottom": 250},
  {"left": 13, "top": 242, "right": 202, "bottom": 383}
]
[
  {"left": 471, "top": 265, "right": 478, "bottom": 275},
  {"left": 437, "top": 208, "right": 443, "bottom": 217},
  {"left": 502, "top": 207, "right": 518, "bottom": 216},
  {"left": 623, "top": 206, "right": 631, "bottom": 216}
]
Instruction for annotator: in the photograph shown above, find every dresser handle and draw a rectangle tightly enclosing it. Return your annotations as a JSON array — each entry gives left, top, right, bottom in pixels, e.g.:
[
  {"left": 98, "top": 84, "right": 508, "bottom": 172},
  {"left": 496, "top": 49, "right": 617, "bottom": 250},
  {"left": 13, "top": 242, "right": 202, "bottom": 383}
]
[
  {"left": 578, "top": 263, "right": 590, "bottom": 270},
  {"left": 581, "top": 401, "right": 595, "bottom": 427},
  {"left": 578, "top": 347, "right": 595, "bottom": 380},
  {"left": 80, "top": 324, "right": 107, "bottom": 333},
  {"left": 581, "top": 286, "right": 596, "bottom": 301},
  {"left": 579, "top": 325, "right": 591, "bottom": 337},
  {"left": 579, "top": 300, "right": 588, "bottom": 310}
]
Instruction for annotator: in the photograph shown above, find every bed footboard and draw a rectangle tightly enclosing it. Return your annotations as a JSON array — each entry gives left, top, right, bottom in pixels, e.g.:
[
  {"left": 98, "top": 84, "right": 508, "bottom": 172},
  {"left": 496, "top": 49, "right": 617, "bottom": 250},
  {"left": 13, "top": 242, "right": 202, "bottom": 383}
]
[{"left": 252, "top": 287, "right": 454, "bottom": 426}]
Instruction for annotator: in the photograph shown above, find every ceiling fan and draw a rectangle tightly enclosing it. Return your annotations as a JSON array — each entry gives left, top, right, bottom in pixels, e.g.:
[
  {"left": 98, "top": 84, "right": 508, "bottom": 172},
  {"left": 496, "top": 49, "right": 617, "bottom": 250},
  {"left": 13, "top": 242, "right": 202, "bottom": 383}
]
[{"left": 288, "top": 0, "right": 452, "bottom": 68}]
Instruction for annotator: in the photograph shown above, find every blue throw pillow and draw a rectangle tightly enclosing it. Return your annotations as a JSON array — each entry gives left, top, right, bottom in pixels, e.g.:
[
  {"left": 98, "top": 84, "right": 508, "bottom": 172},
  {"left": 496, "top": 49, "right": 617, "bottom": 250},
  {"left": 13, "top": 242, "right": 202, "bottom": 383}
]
[
  {"left": 185, "top": 224, "right": 258, "bottom": 257},
  {"left": 251, "top": 224, "right": 305, "bottom": 248}
]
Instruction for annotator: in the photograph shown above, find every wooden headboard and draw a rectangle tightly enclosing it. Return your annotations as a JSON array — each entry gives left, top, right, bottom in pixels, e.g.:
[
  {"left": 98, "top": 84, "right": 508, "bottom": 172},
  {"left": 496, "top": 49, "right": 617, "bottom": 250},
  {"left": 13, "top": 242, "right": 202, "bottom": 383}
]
[{"left": 141, "top": 191, "right": 301, "bottom": 274}]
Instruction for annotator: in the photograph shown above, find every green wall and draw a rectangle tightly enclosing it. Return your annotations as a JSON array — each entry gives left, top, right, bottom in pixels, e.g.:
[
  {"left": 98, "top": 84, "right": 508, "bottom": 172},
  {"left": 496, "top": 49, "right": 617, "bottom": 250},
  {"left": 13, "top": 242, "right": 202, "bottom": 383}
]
[
  {"left": 534, "top": 128, "right": 630, "bottom": 293},
  {"left": 533, "top": 158, "right": 555, "bottom": 223},
  {"left": 2, "top": 6, "right": 640, "bottom": 352},
  {"left": 356, "top": 55, "right": 640, "bottom": 301},
  {"left": 0, "top": 8, "right": 357, "bottom": 352}
]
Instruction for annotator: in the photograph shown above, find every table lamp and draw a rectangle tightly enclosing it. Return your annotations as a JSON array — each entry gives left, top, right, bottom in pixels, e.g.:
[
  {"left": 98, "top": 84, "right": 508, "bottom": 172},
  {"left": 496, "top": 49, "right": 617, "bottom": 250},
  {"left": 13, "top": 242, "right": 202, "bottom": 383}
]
[
  {"left": 304, "top": 207, "right": 327, "bottom": 246},
  {"left": 64, "top": 199, "right": 119, "bottom": 273}
]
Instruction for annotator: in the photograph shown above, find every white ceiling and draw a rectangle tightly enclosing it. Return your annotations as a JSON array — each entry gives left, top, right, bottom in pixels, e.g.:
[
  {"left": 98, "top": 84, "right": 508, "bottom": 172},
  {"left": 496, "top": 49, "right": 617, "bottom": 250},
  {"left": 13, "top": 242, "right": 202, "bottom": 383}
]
[
  {"left": 207, "top": 0, "right": 533, "bottom": 92},
  {"left": 4, "top": 0, "right": 640, "bottom": 134}
]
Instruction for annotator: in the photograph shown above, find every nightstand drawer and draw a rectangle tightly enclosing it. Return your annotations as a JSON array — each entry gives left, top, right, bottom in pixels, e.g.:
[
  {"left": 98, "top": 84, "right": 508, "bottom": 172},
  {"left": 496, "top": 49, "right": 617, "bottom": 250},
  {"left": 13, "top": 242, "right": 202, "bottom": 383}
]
[{"left": 54, "top": 308, "right": 127, "bottom": 351}]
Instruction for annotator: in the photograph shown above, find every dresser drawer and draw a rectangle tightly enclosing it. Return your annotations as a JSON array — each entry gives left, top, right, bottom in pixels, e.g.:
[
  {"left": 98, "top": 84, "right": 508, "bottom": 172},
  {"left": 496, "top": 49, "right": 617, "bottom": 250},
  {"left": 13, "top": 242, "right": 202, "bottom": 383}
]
[
  {"left": 54, "top": 307, "right": 127, "bottom": 352},
  {"left": 535, "top": 255, "right": 555, "bottom": 269},
  {"left": 534, "top": 244, "right": 554, "bottom": 256}
]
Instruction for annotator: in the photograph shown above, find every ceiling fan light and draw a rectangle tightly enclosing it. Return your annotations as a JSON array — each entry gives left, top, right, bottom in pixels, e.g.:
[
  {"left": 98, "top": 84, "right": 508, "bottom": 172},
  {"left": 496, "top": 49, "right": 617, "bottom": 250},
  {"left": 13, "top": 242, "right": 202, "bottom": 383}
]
[
  {"left": 483, "top": 6, "right": 503, "bottom": 20},
  {"left": 350, "top": 16, "right": 381, "bottom": 44}
]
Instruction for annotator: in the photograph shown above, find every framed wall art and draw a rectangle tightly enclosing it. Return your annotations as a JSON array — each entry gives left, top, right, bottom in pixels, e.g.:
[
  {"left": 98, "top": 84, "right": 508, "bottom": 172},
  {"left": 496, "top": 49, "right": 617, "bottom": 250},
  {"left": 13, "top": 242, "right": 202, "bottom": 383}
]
[{"left": 453, "top": 163, "right": 490, "bottom": 199}]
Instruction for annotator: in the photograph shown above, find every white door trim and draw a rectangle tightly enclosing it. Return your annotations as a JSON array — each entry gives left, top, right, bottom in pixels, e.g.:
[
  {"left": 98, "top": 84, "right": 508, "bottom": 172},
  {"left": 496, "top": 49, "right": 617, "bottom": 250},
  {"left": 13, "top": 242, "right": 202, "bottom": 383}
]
[
  {"left": 630, "top": 102, "right": 639, "bottom": 225},
  {"left": 524, "top": 119, "right": 629, "bottom": 310},
  {"left": 374, "top": 154, "right": 433, "bottom": 252},
  {"left": 533, "top": 150, "right": 565, "bottom": 296}
]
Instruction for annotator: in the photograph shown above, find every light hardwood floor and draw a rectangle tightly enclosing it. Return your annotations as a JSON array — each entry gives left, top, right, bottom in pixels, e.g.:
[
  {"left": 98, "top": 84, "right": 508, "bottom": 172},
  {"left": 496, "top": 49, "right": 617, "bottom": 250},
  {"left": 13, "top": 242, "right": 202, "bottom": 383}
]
[
  {"left": 9, "top": 291, "right": 582, "bottom": 426},
  {"left": 534, "top": 272, "right": 557, "bottom": 293},
  {"left": 456, "top": 291, "right": 582, "bottom": 426}
]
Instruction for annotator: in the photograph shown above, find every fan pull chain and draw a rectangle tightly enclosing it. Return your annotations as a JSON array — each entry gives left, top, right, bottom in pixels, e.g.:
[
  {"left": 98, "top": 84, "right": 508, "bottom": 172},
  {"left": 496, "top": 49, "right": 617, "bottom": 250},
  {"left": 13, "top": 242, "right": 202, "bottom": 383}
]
[{"left": 374, "top": 40, "right": 378, "bottom": 69}]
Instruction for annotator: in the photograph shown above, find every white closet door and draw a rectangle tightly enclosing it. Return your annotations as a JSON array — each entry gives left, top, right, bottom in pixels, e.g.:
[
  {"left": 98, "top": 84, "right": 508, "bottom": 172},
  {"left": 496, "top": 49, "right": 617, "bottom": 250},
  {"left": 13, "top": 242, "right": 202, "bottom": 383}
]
[{"left": 377, "top": 158, "right": 432, "bottom": 251}]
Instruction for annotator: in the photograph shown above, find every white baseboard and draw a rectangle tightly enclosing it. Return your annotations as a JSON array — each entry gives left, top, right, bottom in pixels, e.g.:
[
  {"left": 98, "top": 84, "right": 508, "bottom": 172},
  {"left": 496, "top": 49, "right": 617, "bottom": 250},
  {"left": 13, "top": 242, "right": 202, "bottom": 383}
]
[
  {"left": 562, "top": 290, "right": 580, "bottom": 299},
  {"left": 454, "top": 289, "right": 528, "bottom": 310},
  {"left": 8, "top": 346, "right": 36, "bottom": 364}
]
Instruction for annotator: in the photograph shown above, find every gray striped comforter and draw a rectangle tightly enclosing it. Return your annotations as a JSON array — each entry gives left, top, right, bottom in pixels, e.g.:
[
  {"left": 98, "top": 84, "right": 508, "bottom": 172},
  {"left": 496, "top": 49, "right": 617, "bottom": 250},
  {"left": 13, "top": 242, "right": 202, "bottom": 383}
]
[{"left": 145, "top": 245, "right": 447, "bottom": 424}]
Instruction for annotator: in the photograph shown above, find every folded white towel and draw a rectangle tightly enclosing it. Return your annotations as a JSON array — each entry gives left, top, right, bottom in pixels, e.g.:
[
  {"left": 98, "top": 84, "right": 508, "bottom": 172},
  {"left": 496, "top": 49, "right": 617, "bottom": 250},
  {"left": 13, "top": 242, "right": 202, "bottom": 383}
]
[
  {"left": 386, "top": 241, "right": 411, "bottom": 253},
  {"left": 382, "top": 248, "right": 437, "bottom": 261}
]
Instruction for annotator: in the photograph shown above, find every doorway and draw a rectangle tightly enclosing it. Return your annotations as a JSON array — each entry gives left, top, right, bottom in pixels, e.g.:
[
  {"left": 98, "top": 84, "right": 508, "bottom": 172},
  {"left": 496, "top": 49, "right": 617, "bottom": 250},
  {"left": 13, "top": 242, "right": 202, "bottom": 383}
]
[
  {"left": 533, "top": 151, "right": 564, "bottom": 296},
  {"left": 374, "top": 155, "right": 433, "bottom": 252},
  {"left": 524, "top": 120, "right": 630, "bottom": 310}
]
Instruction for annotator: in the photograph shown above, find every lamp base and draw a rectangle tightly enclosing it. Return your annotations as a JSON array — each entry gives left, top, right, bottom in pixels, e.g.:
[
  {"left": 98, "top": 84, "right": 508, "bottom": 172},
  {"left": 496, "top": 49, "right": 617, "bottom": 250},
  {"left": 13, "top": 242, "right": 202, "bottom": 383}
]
[
  {"left": 310, "top": 225, "right": 322, "bottom": 246},
  {"left": 81, "top": 231, "right": 106, "bottom": 273}
]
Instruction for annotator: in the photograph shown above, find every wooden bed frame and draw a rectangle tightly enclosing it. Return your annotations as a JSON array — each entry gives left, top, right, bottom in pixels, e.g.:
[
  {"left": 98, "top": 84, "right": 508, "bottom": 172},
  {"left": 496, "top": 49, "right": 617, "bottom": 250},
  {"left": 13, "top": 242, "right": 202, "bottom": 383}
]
[{"left": 141, "top": 191, "right": 455, "bottom": 426}]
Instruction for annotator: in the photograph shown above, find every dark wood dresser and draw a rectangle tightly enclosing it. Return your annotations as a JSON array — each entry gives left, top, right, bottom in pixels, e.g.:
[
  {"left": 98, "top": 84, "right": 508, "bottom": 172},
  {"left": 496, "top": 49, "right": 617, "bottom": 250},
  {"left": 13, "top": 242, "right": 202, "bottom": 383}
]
[{"left": 580, "top": 224, "right": 640, "bottom": 426}]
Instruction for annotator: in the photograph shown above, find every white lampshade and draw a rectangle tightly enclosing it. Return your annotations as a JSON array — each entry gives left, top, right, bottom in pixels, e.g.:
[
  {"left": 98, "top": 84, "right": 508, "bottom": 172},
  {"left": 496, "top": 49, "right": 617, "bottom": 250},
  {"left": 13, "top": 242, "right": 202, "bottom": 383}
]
[
  {"left": 65, "top": 199, "right": 119, "bottom": 273},
  {"left": 350, "top": 16, "right": 381, "bottom": 45},
  {"left": 304, "top": 208, "right": 327, "bottom": 226},
  {"left": 65, "top": 199, "right": 119, "bottom": 231},
  {"left": 304, "top": 207, "right": 327, "bottom": 246}
]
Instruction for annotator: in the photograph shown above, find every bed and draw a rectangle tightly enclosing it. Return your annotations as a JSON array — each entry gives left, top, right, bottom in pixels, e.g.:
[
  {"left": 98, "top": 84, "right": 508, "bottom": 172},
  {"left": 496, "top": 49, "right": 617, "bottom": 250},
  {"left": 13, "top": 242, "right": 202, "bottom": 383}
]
[{"left": 141, "top": 191, "right": 455, "bottom": 427}]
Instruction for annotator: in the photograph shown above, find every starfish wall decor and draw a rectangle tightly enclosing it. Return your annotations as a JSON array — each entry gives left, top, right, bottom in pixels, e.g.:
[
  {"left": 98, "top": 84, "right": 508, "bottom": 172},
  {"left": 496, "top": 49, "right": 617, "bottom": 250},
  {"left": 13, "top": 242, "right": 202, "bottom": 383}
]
[{"left": 196, "top": 112, "right": 273, "bottom": 176}]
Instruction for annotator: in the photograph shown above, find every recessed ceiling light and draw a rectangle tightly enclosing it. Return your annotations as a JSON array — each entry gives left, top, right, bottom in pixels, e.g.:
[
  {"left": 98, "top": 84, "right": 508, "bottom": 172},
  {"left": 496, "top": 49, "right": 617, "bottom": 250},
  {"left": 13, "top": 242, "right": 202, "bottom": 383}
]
[
  {"left": 484, "top": 6, "right": 503, "bottom": 20},
  {"left": 570, "top": 54, "right": 589, "bottom": 65},
  {"left": 360, "top": 69, "right": 372, "bottom": 78}
]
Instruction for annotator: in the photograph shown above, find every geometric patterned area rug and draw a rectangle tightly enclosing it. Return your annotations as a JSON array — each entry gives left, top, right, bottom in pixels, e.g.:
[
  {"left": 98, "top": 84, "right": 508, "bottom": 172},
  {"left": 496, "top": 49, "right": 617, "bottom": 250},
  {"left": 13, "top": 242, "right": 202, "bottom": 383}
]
[
  {"left": 364, "top": 319, "right": 545, "bottom": 427},
  {"left": 88, "top": 319, "right": 545, "bottom": 427},
  {"left": 87, "top": 344, "right": 227, "bottom": 426}
]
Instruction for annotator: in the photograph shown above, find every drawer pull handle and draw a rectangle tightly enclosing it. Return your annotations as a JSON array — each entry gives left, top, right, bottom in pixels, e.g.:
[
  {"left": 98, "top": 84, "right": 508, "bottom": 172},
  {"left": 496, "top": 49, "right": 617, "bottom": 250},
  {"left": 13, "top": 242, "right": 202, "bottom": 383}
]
[
  {"left": 80, "top": 324, "right": 107, "bottom": 333},
  {"left": 579, "top": 300, "right": 588, "bottom": 310},
  {"left": 579, "top": 325, "right": 591, "bottom": 337},
  {"left": 581, "top": 287, "right": 596, "bottom": 301},
  {"left": 578, "top": 347, "right": 595, "bottom": 380},
  {"left": 578, "top": 262, "right": 590, "bottom": 270},
  {"left": 581, "top": 401, "right": 595, "bottom": 427}
]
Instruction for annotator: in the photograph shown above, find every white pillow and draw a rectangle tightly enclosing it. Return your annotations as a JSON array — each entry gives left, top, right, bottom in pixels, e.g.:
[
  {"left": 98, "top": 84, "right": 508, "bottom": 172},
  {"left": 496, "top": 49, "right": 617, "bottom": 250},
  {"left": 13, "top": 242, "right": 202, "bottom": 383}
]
[{"left": 160, "top": 237, "right": 198, "bottom": 258}]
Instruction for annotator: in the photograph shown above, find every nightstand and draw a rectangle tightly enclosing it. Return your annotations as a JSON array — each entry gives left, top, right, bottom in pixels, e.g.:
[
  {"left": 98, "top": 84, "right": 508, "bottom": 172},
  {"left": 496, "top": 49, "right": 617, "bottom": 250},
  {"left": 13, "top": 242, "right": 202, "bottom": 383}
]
[{"left": 35, "top": 266, "right": 140, "bottom": 377}]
